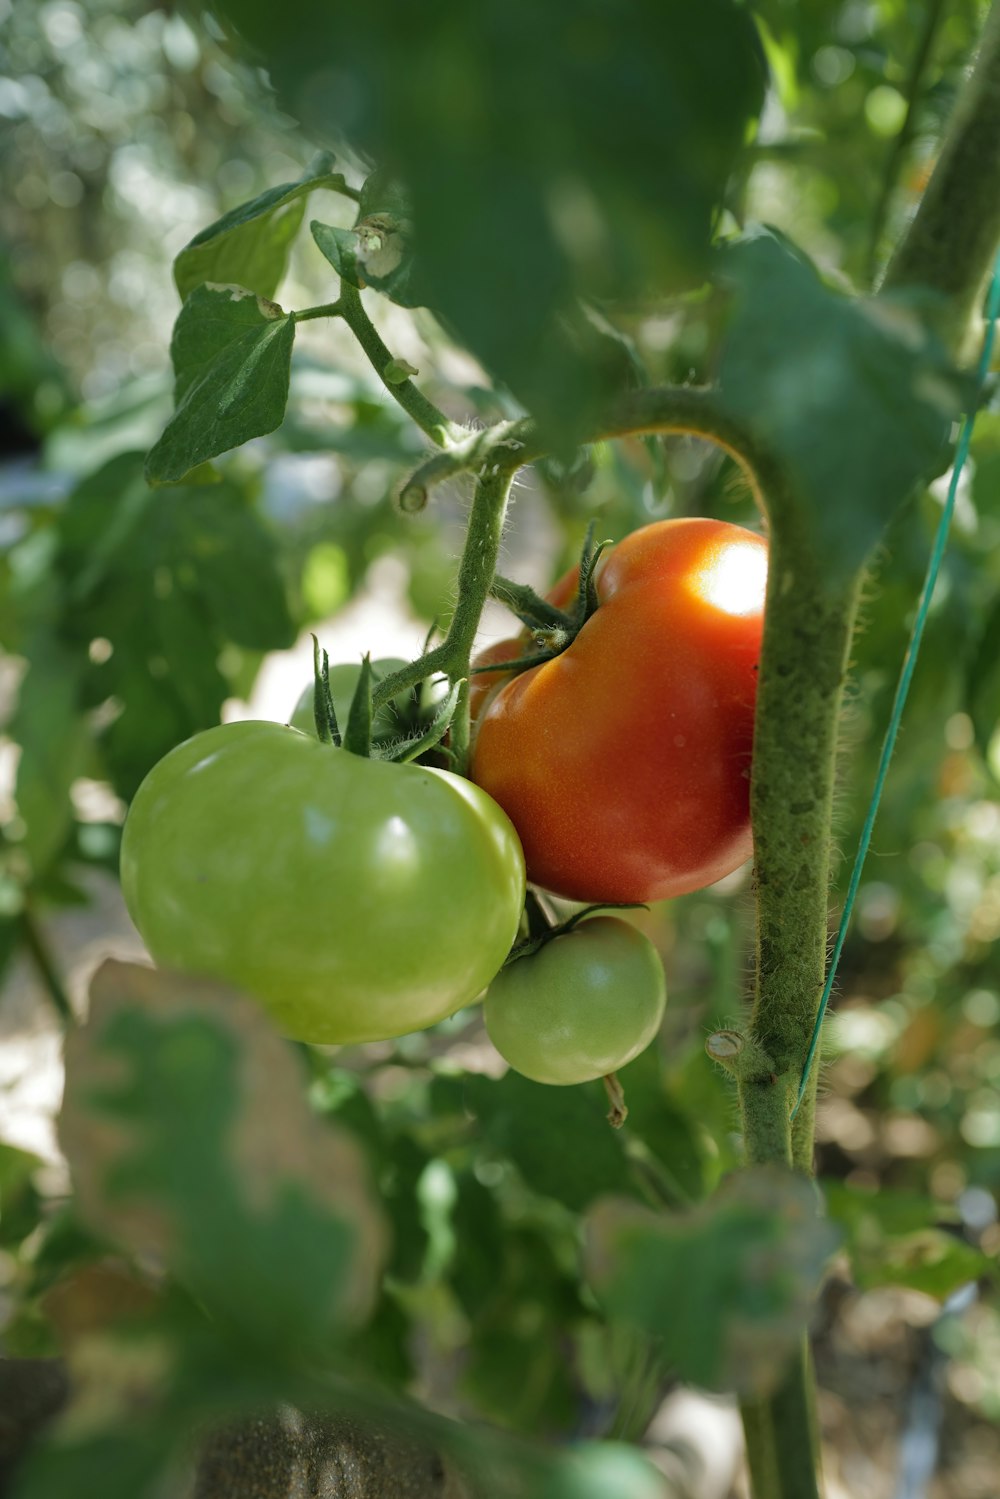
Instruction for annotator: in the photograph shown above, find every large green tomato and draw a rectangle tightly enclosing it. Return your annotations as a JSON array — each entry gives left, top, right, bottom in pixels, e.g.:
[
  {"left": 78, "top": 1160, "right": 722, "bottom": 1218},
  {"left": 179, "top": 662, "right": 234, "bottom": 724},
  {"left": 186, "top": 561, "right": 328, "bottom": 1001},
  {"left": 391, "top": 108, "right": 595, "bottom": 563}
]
[
  {"left": 484, "top": 917, "right": 665, "bottom": 1085},
  {"left": 120, "top": 721, "right": 526, "bottom": 1045}
]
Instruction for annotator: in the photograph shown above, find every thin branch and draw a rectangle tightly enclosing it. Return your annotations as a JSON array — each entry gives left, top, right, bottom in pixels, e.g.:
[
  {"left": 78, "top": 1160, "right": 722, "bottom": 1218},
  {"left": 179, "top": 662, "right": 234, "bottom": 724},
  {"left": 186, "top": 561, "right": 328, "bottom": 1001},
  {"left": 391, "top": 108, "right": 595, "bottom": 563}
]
[
  {"left": 866, "top": 0, "right": 947, "bottom": 286},
  {"left": 336, "top": 281, "right": 461, "bottom": 446},
  {"left": 20, "top": 908, "right": 74, "bottom": 1025},
  {"left": 294, "top": 300, "right": 343, "bottom": 323},
  {"left": 882, "top": 0, "right": 1000, "bottom": 347},
  {"left": 398, "top": 385, "right": 778, "bottom": 515}
]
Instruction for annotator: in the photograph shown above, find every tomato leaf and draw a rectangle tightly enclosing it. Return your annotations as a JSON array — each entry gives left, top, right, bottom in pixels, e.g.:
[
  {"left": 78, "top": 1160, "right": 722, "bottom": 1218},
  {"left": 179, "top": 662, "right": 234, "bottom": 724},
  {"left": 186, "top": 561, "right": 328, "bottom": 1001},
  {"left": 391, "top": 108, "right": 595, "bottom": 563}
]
[
  {"left": 717, "top": 229, "right": 966, "bottom": 577},
  {"left": 823, "top": 1181, "right": 991, "bottom": 1299},
  {"left": 0, "top": 1140, "right": 43, "bottom": 1248},
  {"left": 174, "top": 152, "right": 347, "bottom": 302},
  {"left": 311, "top": 220, "right": 364, "bottom": 290},
  {"left": 462, "top": 1071, "right": 638, "bottom": 1212},
  {"left": 55, "top": 454, "right": 295, "bottom": 798},
  {"left": 213, "top": 0, "right": 765, "bottom": 436},
  {"left": 61, "top": 960, "right": 387, "bottom": 1356},
  {"left": 585, "top": 1167, "right": 839, "bottom": 1396},
  {"left": 145, "top": 284, "right": 295, "bottom": 485},
  {"left": 10, "top": 637, "right": 90, "bottom": 878}
]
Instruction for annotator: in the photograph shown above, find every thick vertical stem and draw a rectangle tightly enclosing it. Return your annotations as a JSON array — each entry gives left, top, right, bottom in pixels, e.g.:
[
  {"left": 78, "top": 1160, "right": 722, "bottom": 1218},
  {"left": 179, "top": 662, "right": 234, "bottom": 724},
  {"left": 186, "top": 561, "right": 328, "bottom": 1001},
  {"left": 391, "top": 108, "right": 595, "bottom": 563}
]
[
  {"left": 741, "top": 1342, "right": 821, "bottom": 1499},
  {"left": 736, "top": 521, "right": 863, "bottom": 1498},
  {"left": 738, "top": 526, "right": 862, "bottom": 1144}
]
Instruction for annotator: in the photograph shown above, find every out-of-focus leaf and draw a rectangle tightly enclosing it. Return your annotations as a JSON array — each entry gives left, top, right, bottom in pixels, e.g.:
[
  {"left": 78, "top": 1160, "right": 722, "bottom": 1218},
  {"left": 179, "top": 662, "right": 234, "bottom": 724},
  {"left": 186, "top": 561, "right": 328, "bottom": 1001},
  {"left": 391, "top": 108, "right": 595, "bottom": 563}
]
[
  {"left": 215, "top": 0, "right": 765, "bottom": 435},
  {"left": 40, "top": 1262, "right": 160, "bottom": 1347},
  {"left": 10, "top": 640, "right": 90, "bottom": 878},
  {"left": 547, "top": 1441, "right": 667, "bottom": 1499},
  {"left": 967, "top": 594, "right": 1000, "bottom": 758},
  {"left": 145, "top": 285, "right": 295, "bottom": 484},
  {"left": 174, "top": 153, "right": 345, "bottom": 302},
  {"left": 463, "top": 1071, "right": 637, "bottom": 1213},
  {"left": 0, "top": 1141, "right": 43, "bottom": 1248},
  {"left": 383, "top": 1134, "right": 431, "bottom": 1285},
  {"left": 55, "top": 454, "right": 294, "bottom": 798},
  {"left": 60, "top": 960, "right": 387, "bottom": 1356},
  {"left": 615, "top": 1044, "right": 709, "bottom": 1202},
  {"left": 0, "top": 913, "right": 21, "bottom": 994},
  {"left": 718, "top": 229, "right": 966, "bottom": 577},
  {"left": 585, "top": 1167, "right": 839, "bottom": 1396},
  {"left": 459, "top": 1225, "right": 583, "bottom": 1435},
  {"left": 824, "top": 1181, "right": 990, "bottom": 1299}
]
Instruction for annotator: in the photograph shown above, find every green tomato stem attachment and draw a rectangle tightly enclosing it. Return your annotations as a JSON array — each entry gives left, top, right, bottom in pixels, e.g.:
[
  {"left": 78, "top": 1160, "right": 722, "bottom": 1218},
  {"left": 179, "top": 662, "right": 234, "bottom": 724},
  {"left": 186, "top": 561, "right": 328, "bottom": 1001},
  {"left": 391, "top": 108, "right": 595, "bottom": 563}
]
[
  {"left": 475, "top": 524, "right": 617, "bottom": 691},
  {"left": 602, "top": 1072, "right": 628, "bottom": 1129},
  {"left": 505, "top": 899, "right": 648, "bottom": 965},
  {"left": 575, "top": 521, "right": 613, "bottom": 627},
  {"left": 489, "top": 575, "right": 575, "bottom": 633},
  {"left": 380, "top": 680, "right": 462, "bottom": 764}
]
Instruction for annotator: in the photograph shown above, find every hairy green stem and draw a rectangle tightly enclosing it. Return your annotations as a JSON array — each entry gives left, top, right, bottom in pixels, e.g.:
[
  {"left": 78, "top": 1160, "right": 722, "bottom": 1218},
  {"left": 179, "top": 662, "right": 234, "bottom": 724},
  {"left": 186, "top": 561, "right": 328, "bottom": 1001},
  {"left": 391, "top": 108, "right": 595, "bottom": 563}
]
[
  {"left": 882, "top": 0, "right": 1000, "bottom": 345},
  {"left": 742, "top": 532, "right": 861, "bottom": 1106},
  {"left": 336, "top": 281, "right": 461, "bottom": 445},
  {"left": 732, "top": 519, "right": 861, "bottom": 1497},
  {"left": 372, "top": 466, "right": 517, "bottom": 772},
  {"left": 741, "top": 1342, "right": 820, "bottom": 1499},
  {"left": 399, "top": 385, "right": 775, "bottom": 513},
  {"left": 294, "top": 300, "right": 343, "bottom": 323}
]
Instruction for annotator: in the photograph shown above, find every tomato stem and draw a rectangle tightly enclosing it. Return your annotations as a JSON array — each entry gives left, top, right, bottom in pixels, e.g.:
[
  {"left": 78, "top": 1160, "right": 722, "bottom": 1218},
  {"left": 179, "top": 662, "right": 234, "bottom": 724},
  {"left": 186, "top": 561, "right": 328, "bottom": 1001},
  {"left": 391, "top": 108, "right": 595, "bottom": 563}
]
[
  {"left": 881, "top": 0, "right": 1000, "bottom": 348},
  {"left": 372, "top": 464, "right": 518, "bottom": 773},
  {"left": 602, "top": 1072, "right": 628, "bottom": 1129},
  {"left": 397, "top": 385, "right": 775, "bottom": 515},
  {"left": 336, "top": 279, "right": 462, "bottom": 446}
]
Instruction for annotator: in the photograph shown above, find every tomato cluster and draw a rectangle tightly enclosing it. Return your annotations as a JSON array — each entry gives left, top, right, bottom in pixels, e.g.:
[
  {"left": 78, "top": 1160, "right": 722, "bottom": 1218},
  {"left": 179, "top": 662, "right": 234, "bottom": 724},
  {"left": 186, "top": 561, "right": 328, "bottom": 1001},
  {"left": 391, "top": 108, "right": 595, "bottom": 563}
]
[
  {"left": 120, "top": 516, "right": 764, "bottom": 1087},
  {"left": 470, "top": 517, "right": 767, "bottom": 904}
]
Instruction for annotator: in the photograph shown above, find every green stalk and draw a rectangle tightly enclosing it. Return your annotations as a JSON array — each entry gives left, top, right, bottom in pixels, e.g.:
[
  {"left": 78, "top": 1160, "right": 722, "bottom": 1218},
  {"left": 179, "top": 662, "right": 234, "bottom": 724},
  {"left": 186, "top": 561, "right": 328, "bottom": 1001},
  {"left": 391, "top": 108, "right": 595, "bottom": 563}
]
[
  {"left": 732, "top": 518, "right": 861, "bottom": 1497},
  {"left": 20, "top": 908, "right": 74, "bottom": 1025},
  {"left": 336, "top": 280, "right": 460, "bottom": 445},
  {"left": 865, "top": 0, "right": 947, "bottom": 284},
  {"left": 371, "top": 465, "right": 516, "bottom": 772},
  {"left": 741, "top": 1342, "right": 820, "bottom": 1499},
  {"left": 882, "top": 0, "right": 1000, "bottom": 345}
]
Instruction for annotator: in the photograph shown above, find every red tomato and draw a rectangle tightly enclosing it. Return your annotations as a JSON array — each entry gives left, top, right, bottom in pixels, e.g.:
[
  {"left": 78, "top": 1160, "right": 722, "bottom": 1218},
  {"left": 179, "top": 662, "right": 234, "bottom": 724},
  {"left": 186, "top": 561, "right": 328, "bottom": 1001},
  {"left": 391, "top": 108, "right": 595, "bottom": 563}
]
[{"left": 470, "top": 518, "right": 767, "bottom": 903}]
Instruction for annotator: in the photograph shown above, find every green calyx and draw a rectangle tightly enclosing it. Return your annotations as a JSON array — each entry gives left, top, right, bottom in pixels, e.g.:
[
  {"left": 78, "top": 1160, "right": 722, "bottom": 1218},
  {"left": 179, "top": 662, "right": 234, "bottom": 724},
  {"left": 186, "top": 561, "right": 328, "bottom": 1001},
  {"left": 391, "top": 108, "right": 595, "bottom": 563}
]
[
  {"left": 309, "top": 639, "right": 460, "bottom": 765},
  {"left": 478, "top": 521, "right": 613, "bottom": 686},
  {"left": 504, "top": 896, "right": 648, "bottom": 967}
]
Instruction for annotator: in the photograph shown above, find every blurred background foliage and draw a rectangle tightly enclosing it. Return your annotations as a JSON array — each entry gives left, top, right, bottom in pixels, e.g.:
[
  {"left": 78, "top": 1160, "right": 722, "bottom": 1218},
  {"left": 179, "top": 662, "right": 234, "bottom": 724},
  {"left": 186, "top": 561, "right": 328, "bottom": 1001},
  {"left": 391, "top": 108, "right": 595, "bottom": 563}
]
[{"left": 1, "top": 1, "right": 1000, "bottom": 1496}]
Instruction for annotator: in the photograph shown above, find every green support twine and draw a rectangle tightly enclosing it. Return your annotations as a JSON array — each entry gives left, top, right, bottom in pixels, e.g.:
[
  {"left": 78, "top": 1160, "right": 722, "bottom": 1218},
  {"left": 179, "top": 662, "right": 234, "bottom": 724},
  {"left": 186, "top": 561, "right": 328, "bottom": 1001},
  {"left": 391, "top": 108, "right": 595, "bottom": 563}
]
[{"left": 792, "top": 255, "right": 1000, "bottom": 1118}]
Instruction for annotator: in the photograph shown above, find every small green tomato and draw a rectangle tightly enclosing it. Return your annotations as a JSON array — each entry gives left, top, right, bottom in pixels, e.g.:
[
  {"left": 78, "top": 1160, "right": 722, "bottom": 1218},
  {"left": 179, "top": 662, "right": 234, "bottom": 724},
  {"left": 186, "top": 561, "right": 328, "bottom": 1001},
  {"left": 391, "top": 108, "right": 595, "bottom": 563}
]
[{"left": 484, "top": 916, "right": 666, "bottom": 1085}]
